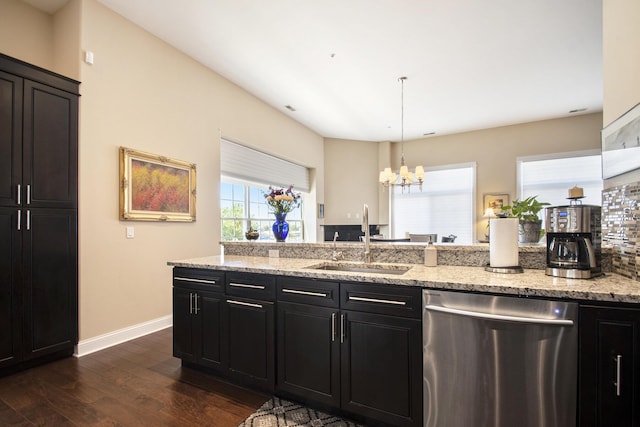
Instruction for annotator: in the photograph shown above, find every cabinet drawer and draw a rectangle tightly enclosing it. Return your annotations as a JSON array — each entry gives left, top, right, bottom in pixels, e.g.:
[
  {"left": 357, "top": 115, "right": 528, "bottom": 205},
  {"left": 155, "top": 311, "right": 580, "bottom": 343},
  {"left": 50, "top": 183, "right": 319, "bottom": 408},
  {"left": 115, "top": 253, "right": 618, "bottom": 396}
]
[
  {"left": 277, "top": 277, "right": 339, "bottom": 308},
  {"left": 341, "top": 282, "right": 422, "bottom": 318},
  {"left": 226, "top": 272, "right": 275, "bottom": 301},
  {"left": 173, "top": 268, "right": 225, "bottom": 293}
]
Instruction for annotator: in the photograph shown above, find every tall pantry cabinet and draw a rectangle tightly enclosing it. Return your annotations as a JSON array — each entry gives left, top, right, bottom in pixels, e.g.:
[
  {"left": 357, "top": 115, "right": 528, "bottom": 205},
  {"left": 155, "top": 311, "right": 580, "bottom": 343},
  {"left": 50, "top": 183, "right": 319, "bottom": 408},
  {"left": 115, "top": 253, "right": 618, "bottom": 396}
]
[{"left": 0, "top": 53, "right": 79, "bottom": 374}]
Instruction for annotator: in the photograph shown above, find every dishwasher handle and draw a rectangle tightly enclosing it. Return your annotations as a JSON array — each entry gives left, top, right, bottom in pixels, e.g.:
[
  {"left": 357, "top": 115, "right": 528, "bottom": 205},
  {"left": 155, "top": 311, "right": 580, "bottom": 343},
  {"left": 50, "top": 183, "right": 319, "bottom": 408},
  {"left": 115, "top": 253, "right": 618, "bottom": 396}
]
[{"left": 425, "top": 304, "right": 574, "bottom": 326}]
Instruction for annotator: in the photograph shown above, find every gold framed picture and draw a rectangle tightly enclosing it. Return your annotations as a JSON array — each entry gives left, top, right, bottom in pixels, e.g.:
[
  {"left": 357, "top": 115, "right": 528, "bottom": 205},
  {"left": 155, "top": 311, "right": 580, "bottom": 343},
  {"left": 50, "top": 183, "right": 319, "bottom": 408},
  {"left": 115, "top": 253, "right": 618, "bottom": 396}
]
[
  {"left": 483, "top": 193, "right": 510, "bottom": 214},
  {"left": 119, "top": 147, "right": 196, "bottom": 221}
]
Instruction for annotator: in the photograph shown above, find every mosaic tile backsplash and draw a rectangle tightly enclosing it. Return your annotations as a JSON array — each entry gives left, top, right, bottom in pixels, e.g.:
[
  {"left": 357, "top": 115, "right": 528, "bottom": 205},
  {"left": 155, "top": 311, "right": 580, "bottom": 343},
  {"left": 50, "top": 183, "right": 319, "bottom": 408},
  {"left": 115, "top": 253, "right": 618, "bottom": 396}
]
[{"left": 602, "top": 182, "right": 640, "bottom": 281}]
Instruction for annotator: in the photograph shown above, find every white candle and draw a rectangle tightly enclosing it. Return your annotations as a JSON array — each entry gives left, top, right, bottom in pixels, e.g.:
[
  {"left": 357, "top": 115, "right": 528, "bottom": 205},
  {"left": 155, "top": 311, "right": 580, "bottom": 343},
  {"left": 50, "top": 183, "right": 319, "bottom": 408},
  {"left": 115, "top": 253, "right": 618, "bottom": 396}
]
[{"left": 569, "top": 186, "right": 584, "bottom": 198}]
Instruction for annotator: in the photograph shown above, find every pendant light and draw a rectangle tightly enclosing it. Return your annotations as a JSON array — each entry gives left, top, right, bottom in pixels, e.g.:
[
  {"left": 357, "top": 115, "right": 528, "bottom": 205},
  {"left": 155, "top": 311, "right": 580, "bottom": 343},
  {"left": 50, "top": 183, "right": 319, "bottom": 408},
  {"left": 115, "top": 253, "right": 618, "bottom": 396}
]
[{"left": 379, "top": 76, "right": 424, "bottom": 191}]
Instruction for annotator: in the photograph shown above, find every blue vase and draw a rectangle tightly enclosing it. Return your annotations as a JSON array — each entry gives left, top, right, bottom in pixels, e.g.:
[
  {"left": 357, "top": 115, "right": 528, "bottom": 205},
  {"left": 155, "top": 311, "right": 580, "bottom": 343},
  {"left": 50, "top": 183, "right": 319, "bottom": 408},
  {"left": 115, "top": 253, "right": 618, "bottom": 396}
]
[{"left": 272, "top": 213, "right": 289, "bottom": 242}]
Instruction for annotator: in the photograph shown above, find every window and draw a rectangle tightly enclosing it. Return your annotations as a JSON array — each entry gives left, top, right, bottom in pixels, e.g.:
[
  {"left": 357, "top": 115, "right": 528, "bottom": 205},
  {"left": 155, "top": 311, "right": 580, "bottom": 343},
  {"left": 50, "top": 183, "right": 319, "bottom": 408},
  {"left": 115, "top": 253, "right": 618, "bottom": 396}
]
[
  {"left": 220, "top": 139, "right": 309, "bottom": 242},
  {"left": 391, "top": 163, "right": 476, "bottom": 244},
  {"left": 518, "top": 151, "right": 603, "bottom": 208},
  {"left": 220, "top": 180, "right": 304, "bottom": 241},
  {"left": 220, "top": 139, "right": 310, "bottom": 192}
]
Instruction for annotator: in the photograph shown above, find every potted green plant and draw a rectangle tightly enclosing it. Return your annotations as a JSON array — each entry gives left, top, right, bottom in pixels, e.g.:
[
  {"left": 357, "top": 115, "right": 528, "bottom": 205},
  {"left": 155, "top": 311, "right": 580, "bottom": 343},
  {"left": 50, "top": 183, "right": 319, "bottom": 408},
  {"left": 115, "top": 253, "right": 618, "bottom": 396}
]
[{"left": 501, "top": 195, "right": 550, "bottom": 243}]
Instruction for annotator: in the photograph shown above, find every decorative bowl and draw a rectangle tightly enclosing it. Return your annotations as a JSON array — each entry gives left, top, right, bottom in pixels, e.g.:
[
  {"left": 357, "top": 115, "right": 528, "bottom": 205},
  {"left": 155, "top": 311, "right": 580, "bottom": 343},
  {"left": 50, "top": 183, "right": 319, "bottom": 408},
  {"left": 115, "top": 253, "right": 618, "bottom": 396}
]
[{"left": 245, "top": 229, "right": 259, "bottom": 240}]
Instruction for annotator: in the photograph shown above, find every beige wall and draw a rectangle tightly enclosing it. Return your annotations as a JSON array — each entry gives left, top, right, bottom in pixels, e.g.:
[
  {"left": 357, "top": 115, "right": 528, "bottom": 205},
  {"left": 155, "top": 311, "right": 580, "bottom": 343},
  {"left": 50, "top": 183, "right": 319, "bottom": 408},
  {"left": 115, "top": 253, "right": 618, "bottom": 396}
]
[
  {"left": 602, "top": 0, "right": 640, "bottom": 188},
  {"left": 0, "top": 0, "right": 54, "bottom": 68},
  {"left": 324, "top": 138, "right": 381, "bottom": 224},
  {"left": 403, "top": 113, "right": 603, "bottom": 238},
  {"left": 52, "top": 0, "right": 81, "bottom": 80},
  {"left": 324, "top": 113, "right": 602, "bottom": 239},
  {"left": 78, "top": 0, "right": 323, "bottom": 340},
  {"left": 2, "top": 0, "right": 324, "bottom": 342}
]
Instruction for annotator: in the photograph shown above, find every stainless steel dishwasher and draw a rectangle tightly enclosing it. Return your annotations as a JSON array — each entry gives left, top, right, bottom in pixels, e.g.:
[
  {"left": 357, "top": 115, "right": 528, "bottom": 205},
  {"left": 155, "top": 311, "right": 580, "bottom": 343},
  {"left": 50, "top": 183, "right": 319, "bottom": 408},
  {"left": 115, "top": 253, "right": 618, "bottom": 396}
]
[{"left": 423, "top": 289, "right": 578, "bottom": 427}]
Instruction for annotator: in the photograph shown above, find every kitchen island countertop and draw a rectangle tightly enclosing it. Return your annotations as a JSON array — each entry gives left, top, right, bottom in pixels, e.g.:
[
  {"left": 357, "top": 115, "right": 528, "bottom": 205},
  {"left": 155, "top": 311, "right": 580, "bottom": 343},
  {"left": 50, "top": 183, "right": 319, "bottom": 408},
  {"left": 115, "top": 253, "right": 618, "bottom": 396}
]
[{"left": 168, "top": 255, "right": 640, "bottom": 304}]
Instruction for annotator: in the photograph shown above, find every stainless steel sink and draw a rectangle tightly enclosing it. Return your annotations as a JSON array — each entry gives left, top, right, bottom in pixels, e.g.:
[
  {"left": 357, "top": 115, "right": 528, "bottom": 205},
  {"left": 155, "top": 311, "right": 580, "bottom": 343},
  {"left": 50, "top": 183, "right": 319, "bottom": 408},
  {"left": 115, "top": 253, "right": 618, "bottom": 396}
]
[{"left": 307, "top": 262, "right": 412, "bottom": 275}]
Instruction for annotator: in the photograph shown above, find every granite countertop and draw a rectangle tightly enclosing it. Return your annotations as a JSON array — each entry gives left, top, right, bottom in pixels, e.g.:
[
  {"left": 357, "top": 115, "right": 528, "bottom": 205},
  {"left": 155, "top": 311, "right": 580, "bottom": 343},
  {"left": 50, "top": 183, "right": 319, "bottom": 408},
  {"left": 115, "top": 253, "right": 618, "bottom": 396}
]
[{"left": 168, "top": 255, "right": 640, "bottom": 304}]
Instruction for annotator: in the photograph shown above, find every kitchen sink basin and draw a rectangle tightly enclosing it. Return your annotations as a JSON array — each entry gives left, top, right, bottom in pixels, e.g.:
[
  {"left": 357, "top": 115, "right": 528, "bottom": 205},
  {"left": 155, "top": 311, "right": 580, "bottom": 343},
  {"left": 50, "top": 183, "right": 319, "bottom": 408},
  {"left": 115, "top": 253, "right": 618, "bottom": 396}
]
[{"left": 307, "top": 262, "right": 412, "bottom": 275}]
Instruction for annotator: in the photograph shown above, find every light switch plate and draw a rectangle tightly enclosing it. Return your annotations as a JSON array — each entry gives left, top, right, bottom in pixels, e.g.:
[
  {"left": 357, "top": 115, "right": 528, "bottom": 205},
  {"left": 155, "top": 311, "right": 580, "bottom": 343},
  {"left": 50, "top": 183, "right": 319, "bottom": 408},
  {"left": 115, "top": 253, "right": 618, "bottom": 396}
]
[{"left": 126, "top": 226, "right": 135, "bottom": 239}]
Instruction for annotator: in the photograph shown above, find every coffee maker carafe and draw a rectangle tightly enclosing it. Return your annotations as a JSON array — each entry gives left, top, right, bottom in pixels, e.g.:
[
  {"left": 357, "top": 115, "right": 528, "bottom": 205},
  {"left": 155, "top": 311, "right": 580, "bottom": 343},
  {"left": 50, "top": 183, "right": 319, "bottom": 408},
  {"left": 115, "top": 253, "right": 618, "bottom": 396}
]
[{"left": 545, "top": 205, "right": 601, "bottom": 279}]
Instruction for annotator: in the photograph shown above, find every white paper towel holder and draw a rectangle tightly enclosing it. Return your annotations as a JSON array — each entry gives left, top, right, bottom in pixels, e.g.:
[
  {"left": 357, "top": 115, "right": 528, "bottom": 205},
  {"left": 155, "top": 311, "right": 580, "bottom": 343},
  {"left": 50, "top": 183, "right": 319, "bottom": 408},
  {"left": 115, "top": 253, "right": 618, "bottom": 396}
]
[{"left": 484, "top": 264, "right": 523, "bottom": 274}]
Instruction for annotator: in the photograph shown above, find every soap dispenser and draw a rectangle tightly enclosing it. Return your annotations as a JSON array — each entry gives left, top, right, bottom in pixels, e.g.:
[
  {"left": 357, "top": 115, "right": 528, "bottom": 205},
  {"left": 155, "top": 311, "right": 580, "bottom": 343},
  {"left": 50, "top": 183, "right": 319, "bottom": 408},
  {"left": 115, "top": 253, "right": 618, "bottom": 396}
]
[{"left": 424, "top": 238, "right": 437, "bottom": 267}]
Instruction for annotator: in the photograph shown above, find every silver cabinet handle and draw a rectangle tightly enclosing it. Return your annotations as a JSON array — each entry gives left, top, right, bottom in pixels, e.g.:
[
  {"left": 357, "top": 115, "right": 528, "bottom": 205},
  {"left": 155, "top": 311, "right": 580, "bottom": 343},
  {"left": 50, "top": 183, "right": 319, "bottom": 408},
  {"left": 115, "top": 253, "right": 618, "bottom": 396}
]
[
  {"left": 615, "top": 354, "right": 622, "bottom": 396},
  {"left": 26, "top": 184, "right": 30, "bottom": 205},
  {"left": 340, "top": 314, "right": 345, "bottom": 343},
  {"left": 26, "top": 210, "right": 30, "bottom": 230},
  {"left": 227, "top": 299, "right": 263, "bottom": 309},
  {"left": 194, "top": 293, "right": 200, "bottom": 314},
  {"left": 229, "top": 282, "right": 265, "bottom": 290},
  {"left": 189, "top": 292, "right": 193, "bottom": 314},
  {"left": 282, "top": 288, "right": 328, "bottom": 298},
  {"left": 331, "top": 312, "right": 336, "bottom": 342},
  {"left": 17, "top": 184, "right": 21, "bottom": 205},
  {"left": 175, "top": 277, "right": 218, "bottom": 285},
  {"left": 17, "top": 209, "right": 21, "bottom": 230},
  {"left": 349, "top": 295, "right": 406, "bottom": 306},
  {"left": 425, "top": 304, "right": 574, "bottom": 326}
]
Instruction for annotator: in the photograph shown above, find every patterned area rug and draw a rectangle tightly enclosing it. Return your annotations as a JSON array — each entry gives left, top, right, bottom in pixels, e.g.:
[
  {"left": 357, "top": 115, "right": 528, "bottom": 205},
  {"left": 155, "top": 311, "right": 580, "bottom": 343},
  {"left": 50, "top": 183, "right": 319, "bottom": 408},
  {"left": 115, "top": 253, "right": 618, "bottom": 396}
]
[{"left": 238, "top": 396, "right": 364, "bottom": 427}]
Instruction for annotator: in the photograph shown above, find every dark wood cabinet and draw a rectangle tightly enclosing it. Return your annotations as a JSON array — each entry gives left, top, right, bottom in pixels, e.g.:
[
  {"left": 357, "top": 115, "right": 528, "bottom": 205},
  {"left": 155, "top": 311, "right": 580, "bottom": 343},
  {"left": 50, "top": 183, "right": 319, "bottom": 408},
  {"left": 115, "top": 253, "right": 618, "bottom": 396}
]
[
  {"left": 340, "top": 283, "right": 422, "bottom": 427},
  {"left": 172, "top": 268, "right": 225, "bottom": 370},
  {"left": 173, "top": 269, "right": 276, "bottom": 391},
  {"left": 580, "top": 305, "right": 640, "bottom": 427},
  {"left": 275, "top": 277, "right": 422, "bottom": 427},
  {"left": 173, "top": 268, "right": 422, "bottom": 426},
  {"left": 0, "top": 208, "right": 21, "bottom": 368},
  {"left": 0, "top": 54, "right": 79, "bottom": 374},
  {"left": 341, "top": 311, "right": 421, "bottom": 427},
  {"left": 224, "top": 272, "right": 275, "bottom": 392},
  {"left": 276, "top": 278, "right": 341, "bottom": 407},
  {"left": 24, "top": 209, "right": 78, "bottom": 359},
  {"left": 0, "top": 56, "right": 78, "bottom": 210},
  {"left": 22, "top": 80, "right": 78, "bottom": 209},
  {"left": 224, "top": 295, "right": 274, "bottom": 390}
]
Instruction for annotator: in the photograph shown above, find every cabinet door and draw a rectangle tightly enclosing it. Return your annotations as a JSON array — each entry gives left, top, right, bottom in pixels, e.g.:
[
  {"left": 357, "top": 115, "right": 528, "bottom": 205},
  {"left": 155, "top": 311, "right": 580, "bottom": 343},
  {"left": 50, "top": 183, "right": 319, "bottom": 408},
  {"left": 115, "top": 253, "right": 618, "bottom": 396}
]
[
  {"left": 173, "top": 287, "right": 225, "bottom": 369},
  {"left": 223, "top": 297, "right": 274, "bottom": 392},
  {"left": 172, "top": 287, "right": 196, "bottom": 362},
  {"left": 341, "top": 310, "right": 422, "bottom": 427},
  {"left": 0, "top": 208, "right": 21, "bottom": 368},
  {"left": 0, "top": 71, "right": 22, "bottom": 208},
  {"left": 22, "top": 80, "right": 78, "bottom": 209},
  {"left": 277, "top": 301, "right": 340, "bottom": 407},
  {"left": 22, "top": 209, "right": 77, "bottom": 358},
  {"left": 197, "top": 291, "right": 224, "bottom": 370},
  {"left": 580, "top": 306, "right": 640, "bottom": 427}
]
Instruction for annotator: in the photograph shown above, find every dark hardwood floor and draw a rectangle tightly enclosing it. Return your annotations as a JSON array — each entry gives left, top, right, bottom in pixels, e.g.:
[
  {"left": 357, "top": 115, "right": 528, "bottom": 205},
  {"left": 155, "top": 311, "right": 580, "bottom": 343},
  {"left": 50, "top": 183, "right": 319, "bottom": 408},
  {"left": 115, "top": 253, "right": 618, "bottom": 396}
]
[{"left": 0, "top": 328, "right": 268, "bottom": 426}]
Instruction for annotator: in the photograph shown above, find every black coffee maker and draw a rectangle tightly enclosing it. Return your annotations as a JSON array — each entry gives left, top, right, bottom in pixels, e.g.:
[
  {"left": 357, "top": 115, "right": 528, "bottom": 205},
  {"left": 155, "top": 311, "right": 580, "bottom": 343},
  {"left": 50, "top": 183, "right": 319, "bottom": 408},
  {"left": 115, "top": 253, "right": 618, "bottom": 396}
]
[{"left": 545, "top": 205, "right": 602, "bottom": 279}]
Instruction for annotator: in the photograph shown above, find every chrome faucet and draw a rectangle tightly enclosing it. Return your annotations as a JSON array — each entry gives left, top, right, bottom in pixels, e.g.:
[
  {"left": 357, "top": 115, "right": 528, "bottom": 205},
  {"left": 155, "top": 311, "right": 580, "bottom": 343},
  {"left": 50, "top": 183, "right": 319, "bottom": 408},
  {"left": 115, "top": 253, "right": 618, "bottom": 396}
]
[
  {"left": 362, "top": 204, "right": 371, "bottom": 263},
  {"left": 332, "top": 231, "right": 343, "bottom": 261}
]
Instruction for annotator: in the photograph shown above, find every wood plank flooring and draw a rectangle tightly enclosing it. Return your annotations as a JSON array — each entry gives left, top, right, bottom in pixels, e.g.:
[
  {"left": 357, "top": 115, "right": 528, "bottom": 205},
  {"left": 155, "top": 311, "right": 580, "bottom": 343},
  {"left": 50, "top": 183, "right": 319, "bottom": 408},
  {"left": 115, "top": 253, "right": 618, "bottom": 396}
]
[{"left": 0, "top": 328, "right": 268, "bottom": 426}]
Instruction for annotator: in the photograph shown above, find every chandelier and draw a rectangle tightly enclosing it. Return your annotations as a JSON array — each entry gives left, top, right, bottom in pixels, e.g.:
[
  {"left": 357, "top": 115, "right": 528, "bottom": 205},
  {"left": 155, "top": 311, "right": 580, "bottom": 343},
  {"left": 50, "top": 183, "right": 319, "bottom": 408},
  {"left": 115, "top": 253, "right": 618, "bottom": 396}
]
[{"left": 379, "top": 76, "right": 424, "bottom": 191}]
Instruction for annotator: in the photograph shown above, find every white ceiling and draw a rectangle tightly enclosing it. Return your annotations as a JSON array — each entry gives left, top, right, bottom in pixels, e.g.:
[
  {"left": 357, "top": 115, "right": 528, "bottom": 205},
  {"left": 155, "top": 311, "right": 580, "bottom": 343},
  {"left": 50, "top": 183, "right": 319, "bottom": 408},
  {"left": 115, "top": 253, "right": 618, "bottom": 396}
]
[{"left": 27, "top": 0, "right": 603, "bottom": 141}]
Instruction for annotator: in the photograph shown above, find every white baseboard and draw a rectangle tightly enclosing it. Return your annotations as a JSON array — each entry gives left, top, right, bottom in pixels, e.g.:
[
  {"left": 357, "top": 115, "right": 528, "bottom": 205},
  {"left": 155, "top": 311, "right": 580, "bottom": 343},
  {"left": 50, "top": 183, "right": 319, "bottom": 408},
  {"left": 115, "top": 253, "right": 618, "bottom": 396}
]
[{"left": 74, "top": 315, "right": 173, "bottom": 357}]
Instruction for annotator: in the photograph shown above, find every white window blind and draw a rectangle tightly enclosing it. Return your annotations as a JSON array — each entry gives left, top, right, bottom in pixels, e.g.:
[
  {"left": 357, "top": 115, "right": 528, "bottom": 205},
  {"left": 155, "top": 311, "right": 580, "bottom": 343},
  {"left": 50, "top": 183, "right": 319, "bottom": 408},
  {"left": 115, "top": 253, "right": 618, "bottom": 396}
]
[
  {"left": 220, "top": 139, "right": 310, "bottom": 192},
  {"left": 391, "top": 163, "right": 475, "bottom": 244},
  {"left": 518, "top": 151, "right": 603, "bottom": 207}
]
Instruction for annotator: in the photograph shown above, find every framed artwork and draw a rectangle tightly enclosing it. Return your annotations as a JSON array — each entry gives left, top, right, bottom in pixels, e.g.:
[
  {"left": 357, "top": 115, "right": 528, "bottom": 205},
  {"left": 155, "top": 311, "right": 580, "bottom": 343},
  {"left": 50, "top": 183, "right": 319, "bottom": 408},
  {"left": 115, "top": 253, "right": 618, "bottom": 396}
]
[
  {"left": 483, "top": 193, "right": 510, "bottom": 214},
  {"left": 602, "top": 101, "right": 640, "bottom": 179},
  {"left": 119, "top": 147, "right": 196, "bottom": 221}
]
